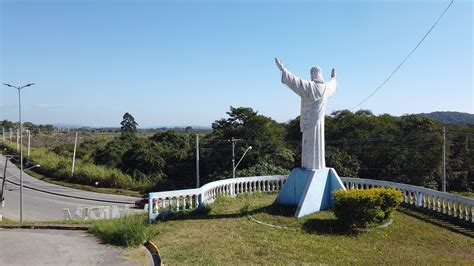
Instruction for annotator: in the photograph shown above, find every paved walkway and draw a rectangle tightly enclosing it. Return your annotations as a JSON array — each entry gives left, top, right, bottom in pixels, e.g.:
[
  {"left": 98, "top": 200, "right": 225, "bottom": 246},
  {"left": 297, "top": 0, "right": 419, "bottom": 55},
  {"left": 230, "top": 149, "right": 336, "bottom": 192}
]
[{"left": 0, "top": 229, "right": 136, "bottom": 265}]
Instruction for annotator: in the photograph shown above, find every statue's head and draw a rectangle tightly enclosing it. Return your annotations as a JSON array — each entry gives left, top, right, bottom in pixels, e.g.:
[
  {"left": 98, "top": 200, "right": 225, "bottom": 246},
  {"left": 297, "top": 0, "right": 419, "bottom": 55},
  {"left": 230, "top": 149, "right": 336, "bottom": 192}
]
[{"left": 310, "top": 66, "right": 324, "bottom": 83}]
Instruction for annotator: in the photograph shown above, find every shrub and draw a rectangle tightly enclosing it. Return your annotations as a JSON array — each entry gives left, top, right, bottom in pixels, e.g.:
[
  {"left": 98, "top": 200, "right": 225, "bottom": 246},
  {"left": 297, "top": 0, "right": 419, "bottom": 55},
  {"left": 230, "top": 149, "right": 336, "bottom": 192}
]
[
  {"left": 334, "top": 188, "right": 402, "bottom": 229},
  {"left": 377, "top": 188, "right": 403, "bottom": 219},
  {"left": 89, "top": 215, "right": 148, "bottom": 247}
]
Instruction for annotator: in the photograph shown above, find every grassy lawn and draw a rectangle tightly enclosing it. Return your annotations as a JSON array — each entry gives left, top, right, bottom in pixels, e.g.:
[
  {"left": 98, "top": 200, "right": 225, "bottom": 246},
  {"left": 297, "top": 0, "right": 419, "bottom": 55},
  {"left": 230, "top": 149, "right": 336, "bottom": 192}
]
[
  {"left": 454, "top": 191, "right": 474, "bottom": 199},
  {"left": 150, "top": 193, "right": 474, "bottom": 264}
]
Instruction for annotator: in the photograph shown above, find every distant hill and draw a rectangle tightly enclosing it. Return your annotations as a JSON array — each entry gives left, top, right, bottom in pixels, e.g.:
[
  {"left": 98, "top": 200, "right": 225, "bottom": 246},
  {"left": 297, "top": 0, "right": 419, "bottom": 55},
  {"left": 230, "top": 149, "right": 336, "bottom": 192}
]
[{"left": 419, "top": 111, "right": 474, "bottom": 125}]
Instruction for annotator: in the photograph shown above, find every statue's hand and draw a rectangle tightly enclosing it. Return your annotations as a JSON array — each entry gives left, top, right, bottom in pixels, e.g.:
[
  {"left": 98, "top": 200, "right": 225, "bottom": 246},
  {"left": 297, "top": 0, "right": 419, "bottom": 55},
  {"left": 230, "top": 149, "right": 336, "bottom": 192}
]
[
  {"left": 331, "top": 68, "right": 336, "bottom": 78},
  {"left": 275, "top": 58, "right": 284, "bottom": 71}
]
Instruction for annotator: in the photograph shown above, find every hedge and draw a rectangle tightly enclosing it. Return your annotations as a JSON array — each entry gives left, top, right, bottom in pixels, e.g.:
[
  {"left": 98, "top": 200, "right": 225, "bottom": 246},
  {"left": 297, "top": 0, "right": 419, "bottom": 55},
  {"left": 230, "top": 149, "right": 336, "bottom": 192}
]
[{"left": 334, "top": 188, "right": 402, "bottom": 229}]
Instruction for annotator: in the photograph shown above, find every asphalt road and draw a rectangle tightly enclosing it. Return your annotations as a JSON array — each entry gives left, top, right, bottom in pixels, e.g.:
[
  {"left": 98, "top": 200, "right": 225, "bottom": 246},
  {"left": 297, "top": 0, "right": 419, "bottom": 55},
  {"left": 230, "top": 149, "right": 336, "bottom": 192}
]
[
  {"left": 0, "top": 229, "right": 136, "bottom": 265},
  {"left": 0, "top": 154, "right": 141, "bottom": 221}
]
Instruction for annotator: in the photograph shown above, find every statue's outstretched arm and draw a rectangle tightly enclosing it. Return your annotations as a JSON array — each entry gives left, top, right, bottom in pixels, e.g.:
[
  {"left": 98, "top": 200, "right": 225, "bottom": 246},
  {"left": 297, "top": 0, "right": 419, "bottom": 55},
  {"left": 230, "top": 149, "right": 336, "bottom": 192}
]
[{"left": 276, "top": 58, "right": 311, "bottom": 98}]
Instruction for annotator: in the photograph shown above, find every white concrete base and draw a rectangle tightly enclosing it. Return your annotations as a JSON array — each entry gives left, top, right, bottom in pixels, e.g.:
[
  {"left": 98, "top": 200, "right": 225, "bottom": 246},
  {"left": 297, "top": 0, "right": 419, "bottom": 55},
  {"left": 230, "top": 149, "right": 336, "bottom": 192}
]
[{"left": 275, "top": 168, "right": 346, "bottom": 218}]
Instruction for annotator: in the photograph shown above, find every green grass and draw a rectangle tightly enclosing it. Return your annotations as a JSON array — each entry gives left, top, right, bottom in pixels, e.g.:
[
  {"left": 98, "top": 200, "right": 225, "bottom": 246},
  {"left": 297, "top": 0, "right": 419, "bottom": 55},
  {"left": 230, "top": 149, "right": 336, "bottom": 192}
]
[
  {"left": 454, "top": 191, "right": 474, "bottom": 199},
  {"left": 89, "top": 214, "right": 149, "bottom": 247},
  {"left": 150, "top": 193, "right": 474, "bottom": 264},
  {"left": 25, "top": 169, "right": 141, "bottom": 197},
  {"left": 1, "top": 141, "right": 147, "bottom": 192}
]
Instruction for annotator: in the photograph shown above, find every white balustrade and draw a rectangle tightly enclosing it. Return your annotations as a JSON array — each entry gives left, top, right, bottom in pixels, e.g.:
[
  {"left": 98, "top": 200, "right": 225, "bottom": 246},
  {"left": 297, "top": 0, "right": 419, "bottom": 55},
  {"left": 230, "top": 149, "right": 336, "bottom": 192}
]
[
  {"left": 342, "top": 177, "right": 474, "bottom": 224},
  {"left": 148, "top": 175, "right": 473, "bottom": 224},
  {"left": 148, "top": 175, "right": 287, "bottom": 220}
]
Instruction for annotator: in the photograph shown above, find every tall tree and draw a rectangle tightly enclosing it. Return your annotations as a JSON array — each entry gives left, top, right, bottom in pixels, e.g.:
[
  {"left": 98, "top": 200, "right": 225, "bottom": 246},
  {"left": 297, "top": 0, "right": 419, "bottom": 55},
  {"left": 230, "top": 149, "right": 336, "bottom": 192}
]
[{"left": 120, "top": 112, "right": 138, "bottom": 135}]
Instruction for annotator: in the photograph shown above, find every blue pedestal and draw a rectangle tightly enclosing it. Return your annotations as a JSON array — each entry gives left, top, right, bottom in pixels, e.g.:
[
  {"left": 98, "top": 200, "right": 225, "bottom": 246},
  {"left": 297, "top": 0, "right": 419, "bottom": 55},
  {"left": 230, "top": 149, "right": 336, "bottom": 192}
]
[{"left": 275, "top": 168, "right": 346, "bottom": 218}]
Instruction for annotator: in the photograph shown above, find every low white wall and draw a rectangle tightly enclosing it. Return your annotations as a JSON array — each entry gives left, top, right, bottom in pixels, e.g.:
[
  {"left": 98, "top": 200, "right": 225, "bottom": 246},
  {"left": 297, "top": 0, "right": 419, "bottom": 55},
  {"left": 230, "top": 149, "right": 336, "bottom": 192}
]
[{"left": 148, "top": 175, "right": 474, "bottom": 224}]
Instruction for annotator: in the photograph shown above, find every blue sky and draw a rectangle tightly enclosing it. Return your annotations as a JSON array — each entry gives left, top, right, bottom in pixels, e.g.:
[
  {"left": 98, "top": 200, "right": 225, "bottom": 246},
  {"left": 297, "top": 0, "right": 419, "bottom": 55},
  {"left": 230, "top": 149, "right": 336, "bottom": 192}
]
[{"left": 1, "top": 0, "right": 472, "bottom": 127}]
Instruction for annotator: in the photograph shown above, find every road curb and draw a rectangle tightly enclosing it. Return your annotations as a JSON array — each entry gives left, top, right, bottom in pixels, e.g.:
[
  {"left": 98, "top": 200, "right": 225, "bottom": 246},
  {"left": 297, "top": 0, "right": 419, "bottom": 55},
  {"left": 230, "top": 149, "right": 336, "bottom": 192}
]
[
  {"left": 143, "top": 240, "right": 162, "bottom": 266},
  {"left": 0, "top": 224, "right": 90, "bottom": 230}
]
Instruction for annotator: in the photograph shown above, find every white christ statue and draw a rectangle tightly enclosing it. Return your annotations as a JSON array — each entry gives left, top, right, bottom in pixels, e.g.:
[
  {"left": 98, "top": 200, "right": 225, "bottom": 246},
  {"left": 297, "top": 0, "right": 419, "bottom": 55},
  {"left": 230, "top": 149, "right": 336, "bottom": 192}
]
[{"left": 275, "top": 58, "right": 337, "bottom": 170}]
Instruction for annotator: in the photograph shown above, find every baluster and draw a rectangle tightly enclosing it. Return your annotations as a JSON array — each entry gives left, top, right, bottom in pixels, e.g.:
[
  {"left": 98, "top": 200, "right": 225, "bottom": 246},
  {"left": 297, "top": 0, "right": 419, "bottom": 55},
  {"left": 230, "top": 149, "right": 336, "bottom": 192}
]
[
  {"left": 466, "top": 205, "right": 471, "bottom": 222},
  {"left": 464, "top": 204, "right": 468, "bottom": 220},
  {"left": 471, "top": 205, "right": 474, "bottom": 223},
  {"left": 194, "top": 195, "right": 199, "bottom": 208},
  {"left": 453, "top": 202, "right": 458, "bottom": 218},
  {"left": 176, "top": 197, "right": 180, "bottom": 211},
  {"left": 459, "top": 204, "right": 464, "bottom": 220}
]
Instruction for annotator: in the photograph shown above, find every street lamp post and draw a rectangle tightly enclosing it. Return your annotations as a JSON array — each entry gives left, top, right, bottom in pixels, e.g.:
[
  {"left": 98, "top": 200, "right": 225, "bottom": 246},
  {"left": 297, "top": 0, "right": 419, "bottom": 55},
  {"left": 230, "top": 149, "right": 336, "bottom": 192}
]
[
  {"left": 3, "top": 82, "right": 35, "bottom": 223},
  {"left": 233, "top": 146, "right": 253, "bottom": 177},
  {"left": 230, "top": 145, "right": 252, "bottom": 196}
]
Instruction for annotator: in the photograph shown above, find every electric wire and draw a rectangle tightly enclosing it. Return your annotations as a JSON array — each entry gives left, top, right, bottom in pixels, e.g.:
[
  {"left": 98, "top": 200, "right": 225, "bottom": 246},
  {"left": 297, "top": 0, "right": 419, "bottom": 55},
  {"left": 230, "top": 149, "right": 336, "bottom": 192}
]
[{"left": 351, "top": 0, "right": 455, "bottom": 110}]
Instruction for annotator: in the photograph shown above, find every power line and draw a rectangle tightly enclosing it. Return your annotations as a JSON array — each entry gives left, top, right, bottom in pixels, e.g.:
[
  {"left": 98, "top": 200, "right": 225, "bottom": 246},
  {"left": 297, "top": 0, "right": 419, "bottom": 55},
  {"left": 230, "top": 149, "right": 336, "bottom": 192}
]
[
  {"left": 446, "top": 130, "right": 474, "bottom": 136},
  {"left": 351, "top": 0, "right": 455, "bottom": 110}
]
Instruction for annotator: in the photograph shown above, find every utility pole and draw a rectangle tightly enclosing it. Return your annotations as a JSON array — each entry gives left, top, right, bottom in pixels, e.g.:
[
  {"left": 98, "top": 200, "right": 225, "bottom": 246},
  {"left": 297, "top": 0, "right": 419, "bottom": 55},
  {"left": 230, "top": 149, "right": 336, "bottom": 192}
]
[
  {"left": 195, "top": 134, "right": 200, "bottom": 188},
  {"left": 27, "top": 130, "right": 31, "bottom": 159},
  {"left": 16, "top": 129, "right": 20, "bottom": 152},
  {"left": 71, "top": 132, "right": 78, "bottom": 177},
  {"left": 230, "top": 137, "right": 245, "bottom": 179},
  {"left": 442, "top": 127, "right": 446, "bottom": 192},
  {"left": 2, "top": 127, "right": 4, "bottom": 142},
  {"left": 232, "top": 137, "right": 236, "bottom": 179}
]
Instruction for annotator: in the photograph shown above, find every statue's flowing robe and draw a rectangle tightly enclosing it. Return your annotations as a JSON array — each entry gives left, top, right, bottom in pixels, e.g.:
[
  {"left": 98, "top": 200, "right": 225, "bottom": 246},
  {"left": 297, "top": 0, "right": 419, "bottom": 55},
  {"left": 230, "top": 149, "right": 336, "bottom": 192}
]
[{"left": 281, "top": 68, "right": 337, "bottom": 169}]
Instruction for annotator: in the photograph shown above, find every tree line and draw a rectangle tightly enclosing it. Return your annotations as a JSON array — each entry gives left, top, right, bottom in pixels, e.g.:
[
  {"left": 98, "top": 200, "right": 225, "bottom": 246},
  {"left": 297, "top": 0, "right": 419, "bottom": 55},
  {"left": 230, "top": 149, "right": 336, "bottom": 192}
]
[{"left": 2, "top": 108, "right": 473, "bottom": 193}]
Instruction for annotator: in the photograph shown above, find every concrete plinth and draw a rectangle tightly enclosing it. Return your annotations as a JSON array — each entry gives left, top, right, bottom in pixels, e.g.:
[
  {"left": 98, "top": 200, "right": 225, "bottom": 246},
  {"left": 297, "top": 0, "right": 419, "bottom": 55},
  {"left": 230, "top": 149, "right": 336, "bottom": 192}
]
[{"left": 275, "top": 167, "right": 346, "bottom": 218}]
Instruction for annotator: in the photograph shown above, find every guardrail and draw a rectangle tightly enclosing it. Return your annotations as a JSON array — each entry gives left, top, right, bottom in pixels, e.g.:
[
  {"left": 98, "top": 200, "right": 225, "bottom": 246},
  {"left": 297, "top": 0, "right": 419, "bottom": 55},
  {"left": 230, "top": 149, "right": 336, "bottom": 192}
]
[
  {"left": 148, "top": 174, "right": 474, "bottom": 224},
  {"left": 148, "top": 175, "right": 286, "bottom": 220}
]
